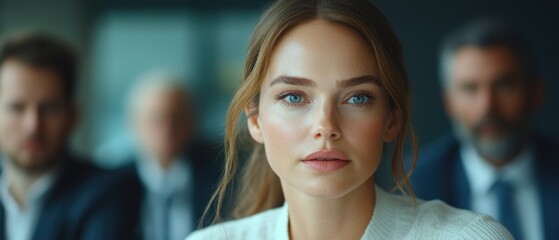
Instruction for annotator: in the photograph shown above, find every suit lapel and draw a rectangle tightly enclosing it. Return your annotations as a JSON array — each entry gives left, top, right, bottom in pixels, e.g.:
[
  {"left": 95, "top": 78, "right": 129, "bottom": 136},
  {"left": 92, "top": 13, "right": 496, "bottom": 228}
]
[
  {"left": 451, "top": 151, "right": 471, "bottom": 210},
  {"left": 0, "top": 202, "right": 5, "bottom": 240},
  {"left": 438, "top": 138, "right": 472, "bottom": 210},
  {"left": 191, "top": 161, "right": 207, "bottom": 229},
  {"left": 540, "top": 178, "right": 559, "bottom": 240},
  {"left": 190, "top": 154, "right": 222, "bottom": 230},
  {"left": 32, "top": 197, "right": 66, "bottom": 240},
  {"left": 534, "top": 138, "right": 559, "bottom": 240},
  {"left": 131, "top": 163, "right": 145, "bottom": 240},
  {"left": 31, "top": 159, "right": 74, "bottom": 240}
]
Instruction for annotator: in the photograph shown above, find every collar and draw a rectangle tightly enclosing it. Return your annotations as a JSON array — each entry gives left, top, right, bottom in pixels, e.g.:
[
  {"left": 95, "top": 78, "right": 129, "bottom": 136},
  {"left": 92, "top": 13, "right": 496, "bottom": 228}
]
[
  {"left": 136, "top": 155, "right": 192, "bottom": 196},
  {"left": 275, "top": 203, "right": 289, "bottom": 240},
  {"left": 461, "top": 143, "right": 535, "bottom": 197},
  {"left": 275, "top": 185, "right": 400, "bottom": 240},
  {"left": 0, "top": 165, "right": 60, "bottom": 212},
  {"left": 361, "top": 185, "right": 402, "bottom": 238}
]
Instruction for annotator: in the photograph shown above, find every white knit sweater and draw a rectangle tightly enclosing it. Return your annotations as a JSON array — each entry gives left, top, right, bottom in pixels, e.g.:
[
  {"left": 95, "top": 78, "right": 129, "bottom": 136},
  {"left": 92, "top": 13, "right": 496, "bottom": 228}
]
[{"left": 186, "top": 186, "right": 513, "bottom": 240}]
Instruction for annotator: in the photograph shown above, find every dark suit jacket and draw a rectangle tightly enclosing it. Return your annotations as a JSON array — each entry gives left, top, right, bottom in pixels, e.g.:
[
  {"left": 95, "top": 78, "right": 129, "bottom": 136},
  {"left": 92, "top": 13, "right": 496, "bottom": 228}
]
[
  {"left": 115, "top": 142, "right": 224, "bottom": 240},
  {"left": 411, "top": 134, "right": 559, "bottom": 240},
  {"left": 0, "top": 155, "right": 136, "bottom": 240}
]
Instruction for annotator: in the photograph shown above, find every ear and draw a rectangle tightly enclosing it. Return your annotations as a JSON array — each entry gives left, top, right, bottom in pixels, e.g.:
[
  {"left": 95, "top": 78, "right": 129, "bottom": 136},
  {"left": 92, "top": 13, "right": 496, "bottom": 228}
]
[
  {"left": 246, "top": 106, "right": 264, "bottom": 144},
  {"left": 384, "top": 109, "right": 402, "bottom": 143}
]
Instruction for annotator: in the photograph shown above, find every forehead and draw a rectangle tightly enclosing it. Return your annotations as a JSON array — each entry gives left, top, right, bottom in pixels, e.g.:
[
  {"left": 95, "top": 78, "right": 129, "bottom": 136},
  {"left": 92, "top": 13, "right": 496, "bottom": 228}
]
[
  {"left": 0, "top": 60, "right": 65, "bottom": 99},
  {"left": 265, "top": 19, "right": 378, "bottom": 84},
  {"left": 450, "top": 45, "right": 522, "bottom": 83},
  {"left": 135, "top": 88, "right": 188, "bottom": 113}
]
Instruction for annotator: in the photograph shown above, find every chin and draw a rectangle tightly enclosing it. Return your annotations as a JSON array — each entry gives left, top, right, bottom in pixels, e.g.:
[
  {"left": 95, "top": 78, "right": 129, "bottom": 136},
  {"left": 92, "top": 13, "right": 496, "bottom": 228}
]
[
  {"left": 11, "top": 153, "right": 58, "bottom": 173},
  {"left": 294, "top": 177, "right": 360, "bottom": 199}
]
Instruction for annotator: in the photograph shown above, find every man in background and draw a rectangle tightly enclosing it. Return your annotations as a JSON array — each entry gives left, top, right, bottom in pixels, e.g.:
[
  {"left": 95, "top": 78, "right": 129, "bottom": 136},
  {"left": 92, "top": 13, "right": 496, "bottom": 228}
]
[
  {"left": 411, "top": 19, "right": 558, "bottom": 240},
  {"left": 0, "top": 33, "right": 134, "bottom": 239},
  {"left": 118, "top": 71, "right": 222, "bottom": 240}
]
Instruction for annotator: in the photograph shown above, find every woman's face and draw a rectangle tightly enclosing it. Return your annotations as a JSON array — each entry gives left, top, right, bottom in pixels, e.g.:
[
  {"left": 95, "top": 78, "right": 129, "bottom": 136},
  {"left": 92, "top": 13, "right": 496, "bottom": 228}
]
[{"left": 247, "top": 19, "right": 400, "bottom": 198}]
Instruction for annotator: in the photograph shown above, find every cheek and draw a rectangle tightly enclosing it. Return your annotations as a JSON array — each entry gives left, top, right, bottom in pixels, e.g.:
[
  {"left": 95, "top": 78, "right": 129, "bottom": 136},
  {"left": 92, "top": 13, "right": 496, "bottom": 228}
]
[
  {"left": 0, "top": 114, "right": 24, "bottom": 142},
  {"left": 449, "top": 96, "right": 478, "bottom": 124},
  {"left": 343, "top": 114, "right": 387, "bottom": 166},
  {"left": 0, "top": 119, "right": 15, "bottom": 150},
  {"left": 259, "top": 106, "right": 308, "bottom": 159},
  {"left": 44, "top": 115, "right": 73, "bottom": 141},
  {"left": 138, "top": 124, "right": 160, "bottom": 145},
  {"left": 496, "top": 91, "right": 528, "bottom": 119}
]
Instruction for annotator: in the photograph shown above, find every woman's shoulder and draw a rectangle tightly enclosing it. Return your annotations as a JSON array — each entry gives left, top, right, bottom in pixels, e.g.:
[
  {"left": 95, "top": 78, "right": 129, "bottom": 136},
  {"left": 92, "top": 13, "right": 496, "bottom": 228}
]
[
  {"left": 374, "top": 188, "right": 512, "bottom": 239},
  {"left": 411, "top": 199, "right": 514, "bottom": 239},
  {"left": 186, "top": 206, "right": 284, "bottom": 240}
]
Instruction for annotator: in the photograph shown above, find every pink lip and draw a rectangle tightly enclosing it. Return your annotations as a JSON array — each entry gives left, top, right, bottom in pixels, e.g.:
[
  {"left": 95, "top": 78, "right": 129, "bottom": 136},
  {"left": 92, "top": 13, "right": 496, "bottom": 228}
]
[{"left": 302, "top": 150, "right": 350, "bottom": 172}]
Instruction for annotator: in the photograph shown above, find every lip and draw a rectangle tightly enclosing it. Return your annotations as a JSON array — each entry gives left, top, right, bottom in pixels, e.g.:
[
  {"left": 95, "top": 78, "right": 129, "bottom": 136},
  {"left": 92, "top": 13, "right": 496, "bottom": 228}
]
[
  {"left": 478, "top": 123, "right": 502, "bottom": 134},
  {"left": 23, "top": 140, "right": 44, "bottom": 150},
  {"left": 302, "top": 150, "right": 350, "bottom": 172}
]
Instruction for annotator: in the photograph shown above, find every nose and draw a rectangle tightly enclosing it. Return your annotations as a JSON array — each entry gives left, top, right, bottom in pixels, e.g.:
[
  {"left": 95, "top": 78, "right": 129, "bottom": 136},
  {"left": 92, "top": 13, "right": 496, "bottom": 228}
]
[
  {"left": 22, "top": 109, "right": 41, "bottom": 136},
  {"left": 311, "top": 102, "right": 342, "bottom": 140},
  {"left": 478, "top": 87, "right": 496, "bottom": 116}
]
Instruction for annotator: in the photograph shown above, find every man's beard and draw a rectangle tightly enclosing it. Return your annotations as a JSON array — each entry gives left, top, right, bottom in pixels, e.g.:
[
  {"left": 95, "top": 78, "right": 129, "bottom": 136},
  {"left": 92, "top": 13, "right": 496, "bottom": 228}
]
[
  {"left": 453, "top": 114, "right": 528, "bottom": 163},
  {"left": 3, "top": 151, "right": 60, "bottom": 175}
]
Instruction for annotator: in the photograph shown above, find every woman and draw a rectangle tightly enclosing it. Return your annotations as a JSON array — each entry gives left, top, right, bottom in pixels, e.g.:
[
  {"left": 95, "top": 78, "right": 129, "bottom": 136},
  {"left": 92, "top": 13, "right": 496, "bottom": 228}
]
[{"left": 188, "top": 0, "right": 512, "bottom": 239}]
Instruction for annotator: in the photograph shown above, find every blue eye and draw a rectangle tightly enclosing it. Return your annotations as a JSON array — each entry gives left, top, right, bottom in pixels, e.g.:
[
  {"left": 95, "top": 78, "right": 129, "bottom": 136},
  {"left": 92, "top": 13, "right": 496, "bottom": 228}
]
[
  {"left": 285, "top": 94, "right": 303, "bottom": 103},
  {"left": 275, "top": 91, "right": 307, "bottom": 107},
  {"left": 348, "top": 95, "right": 369, "bottom": 104}
]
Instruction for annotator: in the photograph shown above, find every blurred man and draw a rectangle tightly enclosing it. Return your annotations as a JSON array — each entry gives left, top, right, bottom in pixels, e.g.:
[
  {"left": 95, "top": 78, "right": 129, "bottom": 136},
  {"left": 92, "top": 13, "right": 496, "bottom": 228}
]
[
  {"left": 0, "top": 33, "right": 134, "bottom": 240},
  {"left": 117, "top": 71, "right": 221, "bottom": 240},
  {"left": 411, "top": 19, "right": 558, "bottom": 240}
]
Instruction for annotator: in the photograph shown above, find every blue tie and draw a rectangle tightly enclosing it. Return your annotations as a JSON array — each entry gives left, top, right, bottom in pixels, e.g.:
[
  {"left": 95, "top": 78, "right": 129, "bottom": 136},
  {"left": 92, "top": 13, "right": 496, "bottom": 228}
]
[
  {"left": 162, "top": 196, "right": 173, "bottom": 240},
  {"left": 492, "top": 178, "right": 523, "bottom": 240}
]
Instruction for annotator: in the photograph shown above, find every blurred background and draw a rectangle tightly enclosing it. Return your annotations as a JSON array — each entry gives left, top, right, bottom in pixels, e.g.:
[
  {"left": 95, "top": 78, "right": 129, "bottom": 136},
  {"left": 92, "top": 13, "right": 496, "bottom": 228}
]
[{"left": 1, "top": 0, "right": 557, "bottom": 168}]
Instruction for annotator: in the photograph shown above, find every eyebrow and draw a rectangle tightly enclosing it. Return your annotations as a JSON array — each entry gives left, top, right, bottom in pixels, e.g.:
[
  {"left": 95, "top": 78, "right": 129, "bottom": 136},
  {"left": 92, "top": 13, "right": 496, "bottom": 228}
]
[
  {"left": 270, "top": 76, "right": 316, "bottom": 87},
  {"left": 270, "top": 75, "right": 380, "bottom": 88},
  {"left": 337, "top": 76, "right": 380, "bottom": 88}
]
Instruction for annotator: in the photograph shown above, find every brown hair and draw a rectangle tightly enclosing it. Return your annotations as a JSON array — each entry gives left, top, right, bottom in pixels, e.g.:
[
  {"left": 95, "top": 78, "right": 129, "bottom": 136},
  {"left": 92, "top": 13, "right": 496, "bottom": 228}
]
[
  {"left": 0, "top": 33, "right": 78, "bottom": 102},
  {"left": 203, "top": 0, "right": 418, "bottom": 225}
]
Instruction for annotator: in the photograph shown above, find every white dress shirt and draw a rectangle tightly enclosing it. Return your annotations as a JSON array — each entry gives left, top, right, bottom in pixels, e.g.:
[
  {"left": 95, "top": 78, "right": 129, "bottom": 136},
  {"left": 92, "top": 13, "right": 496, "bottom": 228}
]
[
  {"left": 461, "top": 144, "right": 543, "bottom": 240},
  {"left": 0, "top": 168, "right": 59, "bottom": 240},
  {"left": 136, "top": 156, "right": 193, "bottom": 240},
  {"left": 187, "top": 185, "right": 513, "bottom": 240}
]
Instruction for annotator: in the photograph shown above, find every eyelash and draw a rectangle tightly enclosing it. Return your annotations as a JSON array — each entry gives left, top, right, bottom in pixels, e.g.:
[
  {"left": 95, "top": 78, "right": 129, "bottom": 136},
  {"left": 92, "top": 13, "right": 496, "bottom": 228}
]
[
  {"left": 275, "top": 90, "right": 375, "bottom": 108},
  {"left": 275, "top": 91, "right": 307, "bottom": 107},
  {"left": 344, "top": 91, "right": 375, "bottom": 107}
]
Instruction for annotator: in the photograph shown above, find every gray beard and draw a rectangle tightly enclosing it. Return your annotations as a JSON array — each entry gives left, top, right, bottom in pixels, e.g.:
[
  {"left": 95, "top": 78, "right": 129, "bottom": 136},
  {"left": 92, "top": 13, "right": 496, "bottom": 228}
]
[{"left": 452, "top": 122, "right": 524, "bottom": 163}]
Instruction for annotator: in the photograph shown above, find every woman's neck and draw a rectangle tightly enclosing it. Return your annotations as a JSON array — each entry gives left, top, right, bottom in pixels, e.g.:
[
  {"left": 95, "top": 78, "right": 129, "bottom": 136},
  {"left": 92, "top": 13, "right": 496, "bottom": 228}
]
[{"left": 283, "top": 177, "right": 376, "bottom": 240}]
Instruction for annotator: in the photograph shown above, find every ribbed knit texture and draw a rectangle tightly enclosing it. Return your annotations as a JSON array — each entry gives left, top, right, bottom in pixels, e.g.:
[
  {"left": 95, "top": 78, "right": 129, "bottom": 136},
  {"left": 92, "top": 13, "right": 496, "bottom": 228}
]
[{"left": 187, "top": 186, "right": 513, "bottom": 240}]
